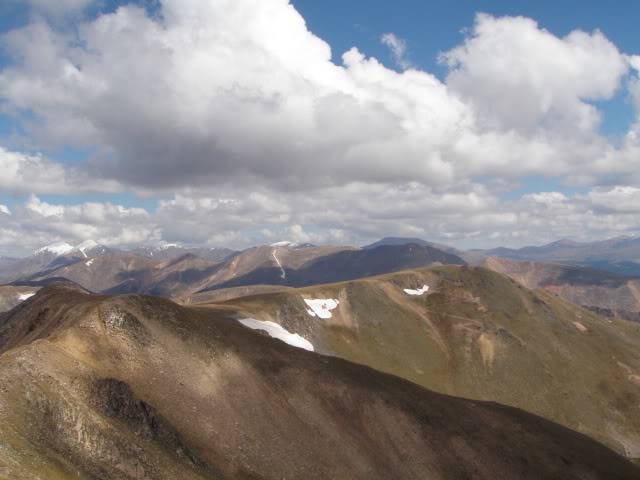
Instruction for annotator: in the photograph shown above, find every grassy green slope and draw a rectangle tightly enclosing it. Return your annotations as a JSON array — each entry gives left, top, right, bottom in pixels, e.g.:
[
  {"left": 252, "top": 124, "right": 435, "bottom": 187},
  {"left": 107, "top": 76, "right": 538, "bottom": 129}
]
[{"left": 218, "top": 265, "right": 640, "bottom": 458}]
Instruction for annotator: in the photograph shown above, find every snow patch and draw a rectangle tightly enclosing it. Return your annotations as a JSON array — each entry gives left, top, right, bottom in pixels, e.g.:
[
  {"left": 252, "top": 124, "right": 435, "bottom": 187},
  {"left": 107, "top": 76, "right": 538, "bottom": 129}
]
[
  {"left": 18, "top": 292, "right": 35, "bottom": 301},
  {"left": 304, "top": 298, "right": 339, "bottom": 319},
  {"left": 85, "top": 259, "right": 95, "bottom": 267},
  {"left": 404, "top": 285, "right": 430, "bottom": 296},
  {"left": 239, "top": 318, "right": 314, "bottom": 351},
  {"left": 271, "top": 249, "right": 286, "bottom": 279}
]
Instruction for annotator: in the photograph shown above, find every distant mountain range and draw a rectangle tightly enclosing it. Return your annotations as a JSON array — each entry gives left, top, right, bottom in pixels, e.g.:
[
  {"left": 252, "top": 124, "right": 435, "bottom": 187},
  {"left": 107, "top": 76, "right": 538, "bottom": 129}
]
[
  {"left": 483, "top": 257, "right": 640, "bottom": 322},
  {"left": 480, "top": 236, "right": 640, "bottom": 276},
  {"left": 0, "top": 241, "right": 237, "bottom": 285},
  {"left": 0, "top": 240, "right": 464, "bottom": 309},
  {"left": 364, "top": 236, "right": 640, "bottom": 277},
  {"left": 3, "top": 235, "right": 640, "bottom": 322}
]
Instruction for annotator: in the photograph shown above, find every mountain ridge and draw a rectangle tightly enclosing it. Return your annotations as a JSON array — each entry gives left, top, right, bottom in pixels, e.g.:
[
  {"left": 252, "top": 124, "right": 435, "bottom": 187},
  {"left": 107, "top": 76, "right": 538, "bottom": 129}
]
[
  {"left": 1, "top": 243, "right": 464, "bottom": 309},
  {"left": 0, "top": 284, "right": 638, "bottom": 479}
]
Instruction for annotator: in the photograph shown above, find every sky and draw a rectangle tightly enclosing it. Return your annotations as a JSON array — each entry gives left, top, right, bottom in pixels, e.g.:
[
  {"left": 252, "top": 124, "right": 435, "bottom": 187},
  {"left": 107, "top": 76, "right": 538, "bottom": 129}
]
[{"left": 0, "top": 0, "right": 640, "bottom": 256}]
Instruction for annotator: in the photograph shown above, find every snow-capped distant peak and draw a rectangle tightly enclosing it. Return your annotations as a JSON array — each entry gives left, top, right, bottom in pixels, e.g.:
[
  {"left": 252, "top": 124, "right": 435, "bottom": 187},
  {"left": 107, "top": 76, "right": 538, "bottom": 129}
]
[
  {"left": 271, "top": 241, "right": 295, "bottom": 247},
  {"left": 157, "top": 242, "right": 181, "bottom": 250},
  {"left": 34, "top": 242, "right": 74, "bottom": 256},
  {"left": 33, "top": 239, "right": 106, "bottom": 258},
  {"left": 77, "top": 239, "right": 99, "bottom": 251},
  {"left": 270, "top": 241, "right": 314, "bottom": 249},
  {"left": 76, "top": 239, "right": 99, "bottom": 257}
]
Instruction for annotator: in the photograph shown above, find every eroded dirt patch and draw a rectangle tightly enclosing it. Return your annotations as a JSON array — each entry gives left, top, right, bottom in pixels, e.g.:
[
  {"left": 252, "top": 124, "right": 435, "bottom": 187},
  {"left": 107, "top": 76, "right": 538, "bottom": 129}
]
[
  {"left": 573, "top": 322, "right": 588, "bottom": 333},
  {"left": 477, "top": 333, "right": 495, "bottom": 368}
]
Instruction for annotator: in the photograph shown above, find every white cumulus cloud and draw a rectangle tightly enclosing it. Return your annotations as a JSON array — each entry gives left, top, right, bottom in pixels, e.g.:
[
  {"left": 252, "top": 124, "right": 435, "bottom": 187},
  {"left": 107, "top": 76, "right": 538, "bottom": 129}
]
[
  {"left": 442, "top": 14, "right": 628, "bottom": 134},
  {"left": 0, "top": 2, "right": 639, "bottom": 252}
]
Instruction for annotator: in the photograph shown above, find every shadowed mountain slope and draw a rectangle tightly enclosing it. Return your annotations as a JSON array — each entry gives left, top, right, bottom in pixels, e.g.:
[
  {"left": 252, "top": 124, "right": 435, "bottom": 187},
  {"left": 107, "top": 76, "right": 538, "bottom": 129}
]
[
  {"left": 214, "top": 265, "right": 640, "bottom": 458},
  {"left": 363, "top": 237, "right": 462, "bottom": 254},
  {"left": 202, "top": 243, "right": 465, "bottom": 292},
  {"left": 1, "top": 285, "right": 638, "bottom": 479}
]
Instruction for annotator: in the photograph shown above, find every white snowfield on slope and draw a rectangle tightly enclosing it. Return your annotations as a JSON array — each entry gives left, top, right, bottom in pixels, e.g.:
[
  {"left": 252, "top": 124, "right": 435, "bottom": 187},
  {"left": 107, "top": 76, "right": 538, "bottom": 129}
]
[
  {"left": 404, "top": 285, "right": 430, "bottom": 296},
  {"left": 304, "top": 298, "right": 339, "bottom": 319},
  {"left": 18, "top": 292, "right": 35, "bottom": 301},
  {"left": 238, "top": 318, "right": 314, "bottom": 351}
]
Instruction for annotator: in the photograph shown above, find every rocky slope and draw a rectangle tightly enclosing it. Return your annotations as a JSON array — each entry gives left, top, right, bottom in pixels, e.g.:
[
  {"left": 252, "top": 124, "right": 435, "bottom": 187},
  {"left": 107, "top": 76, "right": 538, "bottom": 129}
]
[
  {"left": 0, "top": 284, "right": 638, "bottom": 479},
  {"left": 0, "top": 285, "right": 41, "bottom": 312},
  {"left": 214, "top": 265, "right": 640, "bottom": 458}
]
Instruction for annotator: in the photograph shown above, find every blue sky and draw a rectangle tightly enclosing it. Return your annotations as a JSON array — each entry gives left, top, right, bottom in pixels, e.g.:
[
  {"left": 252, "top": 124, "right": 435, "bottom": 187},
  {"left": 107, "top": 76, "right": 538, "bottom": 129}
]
[
  {"left": 0, "top": 0, "right": 639, "bottom": 253},
  {"left": 293, "top": 0, "right": 640, "bottom": 133}
]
